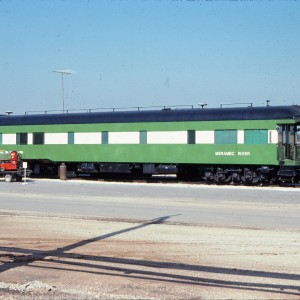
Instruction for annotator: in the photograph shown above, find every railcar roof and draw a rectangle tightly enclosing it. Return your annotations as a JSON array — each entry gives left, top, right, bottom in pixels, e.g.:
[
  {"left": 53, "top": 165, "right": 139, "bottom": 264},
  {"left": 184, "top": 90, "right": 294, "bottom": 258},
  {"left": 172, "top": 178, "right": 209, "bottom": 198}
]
[{"left": 1, "top": 105, "right": 300, "bottom": 126}]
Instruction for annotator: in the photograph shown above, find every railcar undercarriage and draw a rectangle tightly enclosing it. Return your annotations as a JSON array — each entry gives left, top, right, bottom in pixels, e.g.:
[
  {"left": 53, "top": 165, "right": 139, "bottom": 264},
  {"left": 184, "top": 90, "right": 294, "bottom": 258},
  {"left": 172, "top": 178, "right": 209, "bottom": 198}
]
[
  {"left": 199, "top": 165, "right": 277, "bottom": 185},
  {"left": 27, "top": 160, "right": 293, "bottom": 185}
]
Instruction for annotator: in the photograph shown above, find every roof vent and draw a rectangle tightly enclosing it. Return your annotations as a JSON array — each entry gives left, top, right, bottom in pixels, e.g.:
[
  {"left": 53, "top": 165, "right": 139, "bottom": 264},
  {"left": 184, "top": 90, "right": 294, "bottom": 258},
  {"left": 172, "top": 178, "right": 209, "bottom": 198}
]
[{"left": 198, "top": 103, "right": 207, "bottom": 109}]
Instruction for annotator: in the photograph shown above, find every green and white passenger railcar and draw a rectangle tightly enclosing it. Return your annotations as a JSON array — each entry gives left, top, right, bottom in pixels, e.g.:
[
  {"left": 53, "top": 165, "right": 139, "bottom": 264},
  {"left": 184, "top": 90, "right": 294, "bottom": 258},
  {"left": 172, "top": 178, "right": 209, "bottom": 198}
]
[{"left": 0, "top": 105, "right": 299, "bottom": 184}]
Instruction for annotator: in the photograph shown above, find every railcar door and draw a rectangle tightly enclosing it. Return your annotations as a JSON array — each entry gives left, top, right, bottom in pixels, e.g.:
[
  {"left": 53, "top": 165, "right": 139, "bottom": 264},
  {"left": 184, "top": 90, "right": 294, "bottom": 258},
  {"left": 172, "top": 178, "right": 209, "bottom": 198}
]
[
  {"left": 277, "top": 124, "right": 298, "bottom": 162},
  {"left": 295, "top": 125, "right": 300, "bottom": 161}
]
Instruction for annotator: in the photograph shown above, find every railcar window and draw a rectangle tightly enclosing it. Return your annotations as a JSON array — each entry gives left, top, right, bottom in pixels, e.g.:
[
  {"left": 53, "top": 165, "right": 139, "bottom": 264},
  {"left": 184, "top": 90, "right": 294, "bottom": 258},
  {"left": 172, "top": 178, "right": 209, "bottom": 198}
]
[
  {"left": 102, "top": 131, "right": 108, "bottom": 144},
  {"left": 33, "top": 132, "right": 44, "bottom": 145},
  {"left": 277, "top": 125, "right": 283, "bottom": 144},
  {"left": 296, "top": 126, "right": 300, "bottom": 144},
  {"left": 188, "top": 130, "right": 196, "bottom": 144},
  {"left": 140, "top": 131, "right": 147, "bottom": 144},
  {"left": 68, "top": 132, "right": 74, "bottom": 144},
  {"left": 215, "top": 130, "right": 237, "bottom": 144},
  {"left": 290, "top": 126, "right": 295, "bottom": 145},
  {"left": 16, "top": 133, "right": 28, "bottom": 145},
  {"left": 244, "top": 129, "right": 268, "bottom": 144}
]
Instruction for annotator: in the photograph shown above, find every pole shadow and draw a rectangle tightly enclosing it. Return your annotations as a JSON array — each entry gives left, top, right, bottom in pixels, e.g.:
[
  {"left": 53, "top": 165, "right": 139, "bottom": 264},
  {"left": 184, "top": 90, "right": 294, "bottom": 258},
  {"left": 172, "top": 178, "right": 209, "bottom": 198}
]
[{"left": 0, "top": 214, "right": 299, "bottom": 297}]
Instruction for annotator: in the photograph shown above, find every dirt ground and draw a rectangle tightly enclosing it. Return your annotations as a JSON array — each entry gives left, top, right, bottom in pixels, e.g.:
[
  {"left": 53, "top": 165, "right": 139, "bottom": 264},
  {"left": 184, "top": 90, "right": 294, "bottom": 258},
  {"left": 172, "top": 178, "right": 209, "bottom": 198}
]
[{"left": 0, "top": 210, "right": 299, "bottom": 300}]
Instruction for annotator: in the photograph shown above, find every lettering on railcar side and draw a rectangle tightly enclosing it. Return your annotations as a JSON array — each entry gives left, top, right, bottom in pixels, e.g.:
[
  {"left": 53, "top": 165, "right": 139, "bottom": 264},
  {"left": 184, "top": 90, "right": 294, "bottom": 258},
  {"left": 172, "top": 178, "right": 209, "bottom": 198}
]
[
  {"left": 215, "top": 152, "right": 235, "bottom": 156},
  {"left": 238, "top": 152, "right": 251, "bottom": 156},
  {"left": 215, "top": 151, "right": 251, "bottom": 156}
]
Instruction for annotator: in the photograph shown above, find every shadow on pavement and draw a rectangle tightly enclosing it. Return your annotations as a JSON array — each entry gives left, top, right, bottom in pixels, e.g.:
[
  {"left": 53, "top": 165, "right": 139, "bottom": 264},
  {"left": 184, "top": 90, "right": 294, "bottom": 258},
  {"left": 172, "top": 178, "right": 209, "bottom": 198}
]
[{"left": 0, "top": 214, "right": 299, "bottom": 297}]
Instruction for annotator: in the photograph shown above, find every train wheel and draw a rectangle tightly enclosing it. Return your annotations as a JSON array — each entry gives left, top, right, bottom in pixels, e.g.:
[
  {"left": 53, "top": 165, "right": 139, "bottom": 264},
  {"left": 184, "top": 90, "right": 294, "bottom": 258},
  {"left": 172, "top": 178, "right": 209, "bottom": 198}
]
[
  {"left": 202, "top": 170, "right": 214, "bottom": 184},
  {"left": 242, "top": 169, "right": 259, "bottom": 185},
  {"left": 227, "top": 173, "right": 241, "bottom": 185},
  {"left": 252, "top": 173, "right": 260, "bottom": 185},
  {"left": 214, "top": 168, "right": 226, "bottom": 184}
]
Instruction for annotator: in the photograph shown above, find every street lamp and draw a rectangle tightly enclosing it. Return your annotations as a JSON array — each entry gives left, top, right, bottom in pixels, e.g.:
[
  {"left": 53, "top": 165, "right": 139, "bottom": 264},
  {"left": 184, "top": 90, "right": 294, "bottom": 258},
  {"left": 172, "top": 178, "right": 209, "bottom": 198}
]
[{"left": 53, "top": 69, "right": 75, "bottom": 113}]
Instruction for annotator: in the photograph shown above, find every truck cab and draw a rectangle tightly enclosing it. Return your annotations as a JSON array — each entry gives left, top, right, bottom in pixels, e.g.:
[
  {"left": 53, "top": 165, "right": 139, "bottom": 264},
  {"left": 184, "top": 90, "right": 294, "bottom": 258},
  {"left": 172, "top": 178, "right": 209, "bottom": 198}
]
[{"left": 0, "top": 150, "right": 27, "bottom": 182}]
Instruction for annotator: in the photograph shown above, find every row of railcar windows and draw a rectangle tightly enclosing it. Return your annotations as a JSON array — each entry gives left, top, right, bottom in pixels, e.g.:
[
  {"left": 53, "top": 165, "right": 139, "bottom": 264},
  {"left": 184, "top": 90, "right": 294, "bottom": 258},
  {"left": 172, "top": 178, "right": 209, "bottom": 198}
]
[{"left": 0, "top": 129, "right": 270, "bottom": 145}]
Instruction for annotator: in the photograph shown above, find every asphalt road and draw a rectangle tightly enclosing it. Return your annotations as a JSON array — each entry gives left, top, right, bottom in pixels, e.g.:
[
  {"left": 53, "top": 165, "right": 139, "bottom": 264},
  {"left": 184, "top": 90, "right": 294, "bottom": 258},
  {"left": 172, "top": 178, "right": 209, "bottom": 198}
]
[{"left": 0, "top": 178, "right": 299, "bottom": 230}]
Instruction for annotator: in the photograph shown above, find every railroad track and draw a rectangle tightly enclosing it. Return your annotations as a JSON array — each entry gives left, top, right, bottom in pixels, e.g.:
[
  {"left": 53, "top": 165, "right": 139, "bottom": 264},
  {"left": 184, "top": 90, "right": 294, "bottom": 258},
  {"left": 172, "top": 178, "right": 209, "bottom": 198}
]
[{"left": 71, "top": 174, "right": 300, "bottom": 188}]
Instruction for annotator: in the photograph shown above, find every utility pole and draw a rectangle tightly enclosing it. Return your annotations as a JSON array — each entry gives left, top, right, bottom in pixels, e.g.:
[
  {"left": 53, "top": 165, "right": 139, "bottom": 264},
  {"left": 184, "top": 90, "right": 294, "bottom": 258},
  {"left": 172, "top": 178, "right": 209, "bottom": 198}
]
[{"left": 53, "top": 69, "right": 74, "bottom": 113}]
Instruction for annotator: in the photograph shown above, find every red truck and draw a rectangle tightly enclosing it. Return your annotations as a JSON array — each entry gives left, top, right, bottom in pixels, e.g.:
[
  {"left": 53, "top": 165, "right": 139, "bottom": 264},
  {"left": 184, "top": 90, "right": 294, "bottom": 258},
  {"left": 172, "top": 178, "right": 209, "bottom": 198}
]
[{"left": 0, "top": 150, "right": 31, "bottom": 182}]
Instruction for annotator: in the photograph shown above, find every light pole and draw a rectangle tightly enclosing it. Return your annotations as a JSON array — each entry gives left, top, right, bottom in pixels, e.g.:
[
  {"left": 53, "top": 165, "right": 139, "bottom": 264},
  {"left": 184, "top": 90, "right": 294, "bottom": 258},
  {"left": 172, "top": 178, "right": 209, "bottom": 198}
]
[{"left": 53, "top": 69, "right": 74, "bottom": 113}]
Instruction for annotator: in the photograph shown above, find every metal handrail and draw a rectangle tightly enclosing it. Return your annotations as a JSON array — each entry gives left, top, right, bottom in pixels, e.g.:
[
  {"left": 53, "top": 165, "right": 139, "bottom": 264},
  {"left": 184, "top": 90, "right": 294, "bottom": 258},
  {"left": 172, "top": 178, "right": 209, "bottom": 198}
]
[
  {"left": 24, "top": 104, "right": 196, "bottom": 115},
  {"left": 220, "top": 102, "right": 253, "bottom": 108}
]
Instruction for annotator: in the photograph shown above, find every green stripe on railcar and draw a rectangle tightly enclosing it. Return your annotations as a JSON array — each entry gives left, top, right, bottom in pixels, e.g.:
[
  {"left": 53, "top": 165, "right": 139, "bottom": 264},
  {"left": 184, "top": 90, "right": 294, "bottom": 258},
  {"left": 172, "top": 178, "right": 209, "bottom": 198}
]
[
  {"left": 0, "top": 119, "right": 287, "bottom": 133},
  {"left": 2, "top": 143, "right": 277, "bottom": 166},
  {"left": 0, "top": 118, "right": 288, "bottom": 166}
]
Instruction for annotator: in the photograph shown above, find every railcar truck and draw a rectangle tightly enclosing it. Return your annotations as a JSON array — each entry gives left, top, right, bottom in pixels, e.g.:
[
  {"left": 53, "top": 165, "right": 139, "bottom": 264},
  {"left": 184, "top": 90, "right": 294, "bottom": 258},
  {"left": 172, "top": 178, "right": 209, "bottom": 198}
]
[{"left": 0, "top": 150, "right": 30, "bottom": 182}]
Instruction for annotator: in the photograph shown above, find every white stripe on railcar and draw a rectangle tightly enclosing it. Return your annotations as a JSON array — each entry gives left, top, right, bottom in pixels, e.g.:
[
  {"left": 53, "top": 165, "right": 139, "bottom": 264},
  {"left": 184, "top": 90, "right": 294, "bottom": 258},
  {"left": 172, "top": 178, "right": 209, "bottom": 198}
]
[
  {"left": 108, "top": 132, "right": 140, "bottom": 144},
  {"left": 147, "top": 131, "right": 187, "bottom": 144},
  {"left": 195, "top": 131, "right": 214, "bottom": 144},
  {"left": 45, "top": 133, "right": 68, "bottom": 144},
  {"left": 74, "top": 132, "right": 102, "bottom": 144},
  {"left": 2, "top": 134, "right": 16, "bottom": 145}
]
